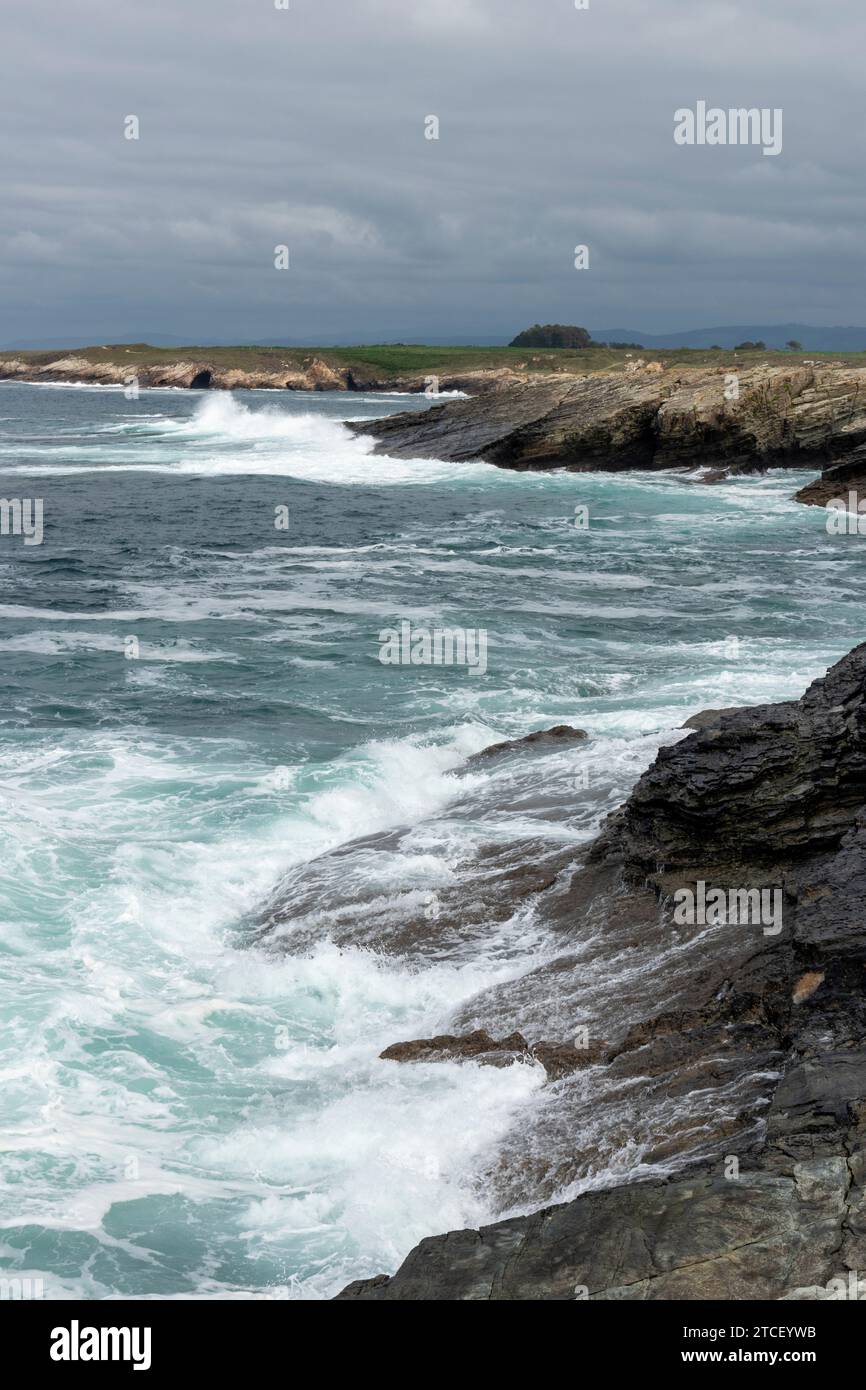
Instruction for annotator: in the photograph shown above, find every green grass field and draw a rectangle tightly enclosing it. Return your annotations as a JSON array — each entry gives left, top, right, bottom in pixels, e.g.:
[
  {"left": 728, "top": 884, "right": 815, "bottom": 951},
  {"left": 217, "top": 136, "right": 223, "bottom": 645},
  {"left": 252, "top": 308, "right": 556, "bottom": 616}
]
[{"left": 6, "top": 342, "right": 866, "bottom": 375}]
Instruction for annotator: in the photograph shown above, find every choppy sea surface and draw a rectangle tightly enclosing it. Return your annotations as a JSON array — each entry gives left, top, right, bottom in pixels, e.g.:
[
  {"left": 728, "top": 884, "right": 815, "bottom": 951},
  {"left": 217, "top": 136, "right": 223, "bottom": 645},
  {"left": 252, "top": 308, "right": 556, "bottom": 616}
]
[{"left": 0, "top": 380, "right": 862, "bottom": 1299}]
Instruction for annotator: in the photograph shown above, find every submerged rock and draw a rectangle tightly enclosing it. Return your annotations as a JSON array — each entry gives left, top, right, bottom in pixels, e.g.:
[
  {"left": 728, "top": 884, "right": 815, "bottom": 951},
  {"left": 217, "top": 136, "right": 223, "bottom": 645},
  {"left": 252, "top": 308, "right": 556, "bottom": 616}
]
[
  {"left": 253, "top": 726, "right": 591, "bottom": 961},
  {"left": 336, "top": 643, "right": 866, "bottom": 1300},
  {"left": 253, "top": 829, "right": 575, "bottom": 960}
]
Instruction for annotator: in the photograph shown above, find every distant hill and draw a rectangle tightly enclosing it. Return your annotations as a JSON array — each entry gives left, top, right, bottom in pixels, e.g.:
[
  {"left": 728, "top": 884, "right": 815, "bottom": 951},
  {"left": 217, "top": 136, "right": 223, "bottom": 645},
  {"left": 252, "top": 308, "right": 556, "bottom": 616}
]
[
  {"left": 7, "top": 324, "right": 866, "bottom": 355},
  {"left": 590, "top": 324, "right": 866, "bottom": 352},
  {"left": 1, "top": 333, "right": 195, "bottom": 351},
  {"left": 1, "top": 332, "right": 511, "bottom": 351}
]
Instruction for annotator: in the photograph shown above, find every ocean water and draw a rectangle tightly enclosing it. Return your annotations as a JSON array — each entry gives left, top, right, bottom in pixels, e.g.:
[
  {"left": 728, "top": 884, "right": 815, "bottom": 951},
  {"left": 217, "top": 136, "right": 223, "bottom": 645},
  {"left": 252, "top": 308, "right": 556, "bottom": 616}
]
[{"left": 0, "top": 380, "right": 862, "bottom": 1300}]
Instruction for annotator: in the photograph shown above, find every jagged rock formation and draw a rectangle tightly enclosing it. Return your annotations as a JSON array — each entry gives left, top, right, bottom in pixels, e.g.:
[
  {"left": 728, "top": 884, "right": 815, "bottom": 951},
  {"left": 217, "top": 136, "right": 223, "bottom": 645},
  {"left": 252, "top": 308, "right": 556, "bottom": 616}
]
[
  {"left": 0, "top": 355, "right": 220, "bottom": 391},
  {"left": 350, "top": 364, "right": 866, "bottom": 475},
  {"left": 336, "top": 645, "right": 866, "bottom": 1300},
  {"left": 253, "top": 722, "right": 592, "bottom": 961},
  {"left": 380, "top": 1029, "right": 530, "bottom": 1067},
  {"left": 379, "top": 1028, "right": 606, "bottom": 1080},
  {"left": 336, "top": 1164, "right": 860, "bottom": 1300},
  {"left": 254, "top": 822, "right": 575, "bottom": 961},
  {"left": 795, "top": 444, "right": 866, "bottom": 508},
  {"left": 0, "top": 353, "right": 519, "bottom": 395}
]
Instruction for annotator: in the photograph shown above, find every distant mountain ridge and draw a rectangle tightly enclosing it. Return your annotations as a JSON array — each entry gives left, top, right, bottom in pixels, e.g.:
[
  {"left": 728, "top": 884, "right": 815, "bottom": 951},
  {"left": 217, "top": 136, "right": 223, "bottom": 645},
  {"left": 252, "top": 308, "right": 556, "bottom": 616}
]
[
  {"left": 590, "top": 324, "right": 866, "bottom": 352},
  {"left": 6, "top": 325, "right": 866, "bottom": 353},
  {"left": 1, "top": 333, "right": 509, "bottom": 351}
]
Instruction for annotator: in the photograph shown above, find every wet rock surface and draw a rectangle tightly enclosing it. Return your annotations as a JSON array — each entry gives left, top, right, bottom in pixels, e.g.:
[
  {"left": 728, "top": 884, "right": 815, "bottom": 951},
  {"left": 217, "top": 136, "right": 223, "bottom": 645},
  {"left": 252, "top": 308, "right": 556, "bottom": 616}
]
[
  {"left": 253, "top": 827, "right": 578, "bottom": 961},
  {"left": 336, "top": 1164, "right": 856, "bottom": 1301},
  {"left": 794, "top": 445, "right": 866, "bottom": 508},
  {"left": 252, "top": 723, "right": 593, "bottom": 961},
  {"left": 379, "top": 1028, "right": 606, "bottom": 1079},
  {"left": 680, "top": 706, "right": 744, "bottom": 730},
  {"left": 350, "top": 364, "right": 866, "bottom": 477},
  {"left": 466, "top": 725, "right": 587, "bottom": 765},
  {"left": 336, "top": 645, "right": 866, "bottom": 1299}
]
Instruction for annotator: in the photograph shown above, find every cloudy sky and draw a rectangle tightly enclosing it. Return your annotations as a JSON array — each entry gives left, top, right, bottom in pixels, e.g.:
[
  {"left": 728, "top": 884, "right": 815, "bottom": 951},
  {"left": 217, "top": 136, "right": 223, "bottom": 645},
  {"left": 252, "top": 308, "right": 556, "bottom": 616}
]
[{"left": 2, "top": 0, "right": 864, "bottom": 345}]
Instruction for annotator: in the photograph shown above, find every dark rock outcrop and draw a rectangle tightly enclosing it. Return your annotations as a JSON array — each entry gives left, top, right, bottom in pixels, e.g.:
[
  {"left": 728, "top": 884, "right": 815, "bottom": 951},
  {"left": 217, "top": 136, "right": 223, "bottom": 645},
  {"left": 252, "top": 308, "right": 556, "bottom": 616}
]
[
  {"left": 380, "top": 1029, "right": 529, "bottom": 1067},
  {"left": 379, "top": 1029, "right": 606, "bottom": 1080},
  {"left": 466, "top": 724, "right": 587, "bottom": 765},
  {"left": 337, "top": 644, "right": 866, "bottom": 1300},
  {"left": 253, "top": 723, "right": 591, "bottom": 960},
  {"left": 794, "top": 445, "right": 866, "bottom": 508},
  {"left": 253, "top": 827, "right": 575, "bottom": 961},
  {"left": 352, "top": 373, "right": 668, "bottom": 469},
  {"left": 349, "top": 365, "right": 866, "bottom": 475},
  {"left": 680, "top": 706, "right": 743, "bottom": 730},
  {"left": 336, "top": 1163, "right": 859, "bottom": 1300}
]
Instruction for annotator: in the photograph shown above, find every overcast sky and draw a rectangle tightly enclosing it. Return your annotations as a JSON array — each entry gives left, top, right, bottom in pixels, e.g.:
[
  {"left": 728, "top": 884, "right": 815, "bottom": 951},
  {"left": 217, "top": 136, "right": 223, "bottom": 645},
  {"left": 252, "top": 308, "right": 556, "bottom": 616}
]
[{"left": 1, "top": 0, "right": 864, "bottom": 345}]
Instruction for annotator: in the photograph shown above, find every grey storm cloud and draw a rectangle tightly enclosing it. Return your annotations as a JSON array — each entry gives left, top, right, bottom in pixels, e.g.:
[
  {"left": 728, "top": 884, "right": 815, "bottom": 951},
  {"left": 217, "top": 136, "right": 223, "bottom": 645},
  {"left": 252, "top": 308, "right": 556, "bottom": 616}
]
[{"left": 1, "top": 0, "right": 864, "bottom": 344}]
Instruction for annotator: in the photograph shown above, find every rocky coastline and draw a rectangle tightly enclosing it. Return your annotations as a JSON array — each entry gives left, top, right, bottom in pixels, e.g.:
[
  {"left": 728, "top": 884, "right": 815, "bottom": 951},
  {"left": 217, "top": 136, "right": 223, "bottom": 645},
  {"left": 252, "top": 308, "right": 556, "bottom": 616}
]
[
  {"left": 350, "top": 364, "right": 866, "bottom": 488},
  {"left": 332, "top": 644, "right": 866, "bottom": 1299},
  {"left": 0, "top": 352, "right": 517, "bottom": 396},
  {"left": 6, "top": 352, "right": 866, "bottom": 501}
]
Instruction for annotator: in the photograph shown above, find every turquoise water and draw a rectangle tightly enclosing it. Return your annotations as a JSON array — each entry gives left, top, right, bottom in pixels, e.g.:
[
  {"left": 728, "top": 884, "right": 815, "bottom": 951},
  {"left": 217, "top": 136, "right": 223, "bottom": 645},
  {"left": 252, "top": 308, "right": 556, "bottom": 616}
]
[{"left": 0, "top": 381, "right": 862, "bottom": 1299}]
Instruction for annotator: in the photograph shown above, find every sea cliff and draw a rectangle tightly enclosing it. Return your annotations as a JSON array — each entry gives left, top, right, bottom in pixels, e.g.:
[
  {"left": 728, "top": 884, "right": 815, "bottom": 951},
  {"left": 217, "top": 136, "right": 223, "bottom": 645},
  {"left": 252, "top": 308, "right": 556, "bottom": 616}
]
[
  {"left": 332, "top": 645, "right": 866, "bottom": 1299},
  {"left": 350, "top": 363, "right": 866, "bottom": 482},
  {"left": 0, "top": 352, "right": 516, "bottom": 395}
]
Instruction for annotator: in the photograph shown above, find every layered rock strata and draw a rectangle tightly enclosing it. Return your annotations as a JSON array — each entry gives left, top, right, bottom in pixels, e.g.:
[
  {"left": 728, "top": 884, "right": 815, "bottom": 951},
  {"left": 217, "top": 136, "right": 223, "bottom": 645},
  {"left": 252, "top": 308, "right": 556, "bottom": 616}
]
[{"left": 336, "top": 645, "right": 866, "bottom": 1299}]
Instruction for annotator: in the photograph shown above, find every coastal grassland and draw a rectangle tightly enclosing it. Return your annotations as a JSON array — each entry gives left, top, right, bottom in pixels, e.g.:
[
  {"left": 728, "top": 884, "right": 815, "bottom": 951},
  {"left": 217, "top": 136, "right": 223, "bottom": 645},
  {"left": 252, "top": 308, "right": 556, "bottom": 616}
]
[{"left": 7, "top": 342, "right": 866, "bottom": 376}]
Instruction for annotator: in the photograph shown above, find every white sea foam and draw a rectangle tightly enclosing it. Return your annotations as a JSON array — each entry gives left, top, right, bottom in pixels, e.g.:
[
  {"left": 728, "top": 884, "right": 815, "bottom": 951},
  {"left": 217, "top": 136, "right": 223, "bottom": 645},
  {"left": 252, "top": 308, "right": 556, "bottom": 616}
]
[
  {"left": 0, "top": 720, "right": 556, "bottom": 1296},
  {"left": 0, "top": 392, "right": 491, "bottom": 484},
  {"left": 0, "top": 631, "right": 234, "bottom": 660}
]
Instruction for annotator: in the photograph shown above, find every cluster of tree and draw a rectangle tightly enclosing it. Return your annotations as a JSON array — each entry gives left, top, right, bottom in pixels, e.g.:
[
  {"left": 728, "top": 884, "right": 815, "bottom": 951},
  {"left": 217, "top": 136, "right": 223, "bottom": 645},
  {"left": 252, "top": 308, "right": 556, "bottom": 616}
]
[
  {"left": 509, "top": 328, "right": 808, "bottom": 354},
  {"left": 733, "top": 340, "right": 803, "bottom": 352},
  {"left": 509, "top": 324, "right": 592, "bottom": 349}
]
